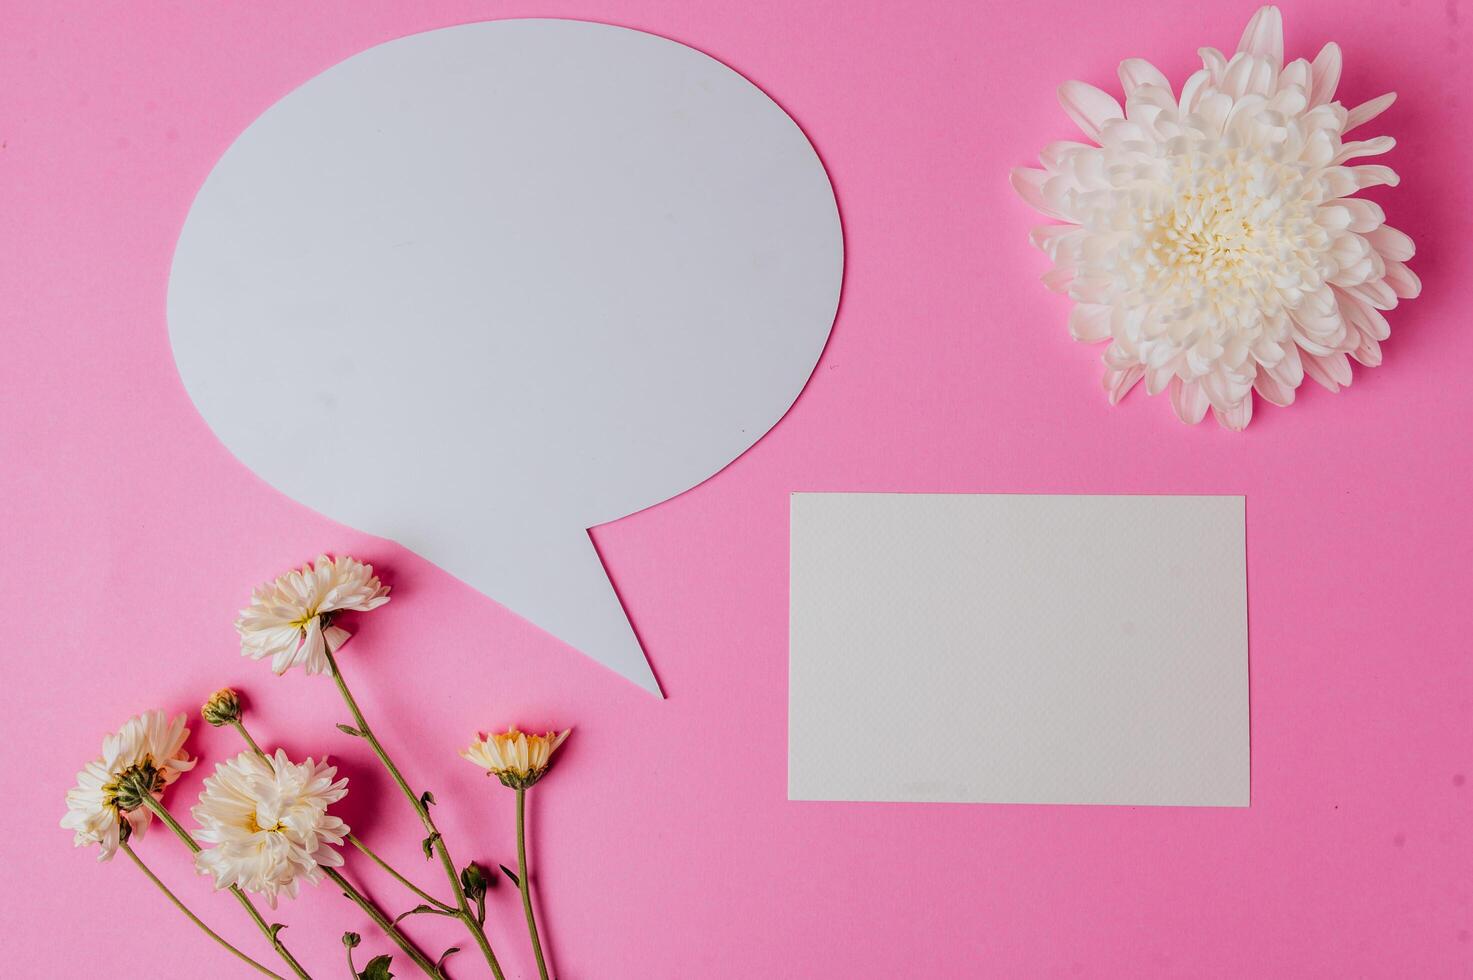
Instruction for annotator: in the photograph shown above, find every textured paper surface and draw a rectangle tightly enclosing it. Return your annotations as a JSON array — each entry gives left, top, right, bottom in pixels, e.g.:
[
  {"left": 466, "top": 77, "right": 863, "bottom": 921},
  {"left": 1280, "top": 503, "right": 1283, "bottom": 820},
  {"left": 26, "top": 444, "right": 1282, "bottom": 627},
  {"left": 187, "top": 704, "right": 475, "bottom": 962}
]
[{"left": 790, "top": 493, "right": 1248, "bottom": 806}]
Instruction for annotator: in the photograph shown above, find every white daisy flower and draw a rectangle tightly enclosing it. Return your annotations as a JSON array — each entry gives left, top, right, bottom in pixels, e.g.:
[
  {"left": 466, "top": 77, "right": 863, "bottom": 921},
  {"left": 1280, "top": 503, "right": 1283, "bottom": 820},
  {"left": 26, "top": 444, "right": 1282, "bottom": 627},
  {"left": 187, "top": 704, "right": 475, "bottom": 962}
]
[
  {"left": 61, "top": 711, "right": 196, "bottom": 861},
  {"left": 192, "top": 749, "right": 350, "bottom": 907},
  {"left": 1012, "top": 5, "right": 1420, "bottom": 428},
  {"left": 235, "top": 554, "right": 390, "bottom": 675}
]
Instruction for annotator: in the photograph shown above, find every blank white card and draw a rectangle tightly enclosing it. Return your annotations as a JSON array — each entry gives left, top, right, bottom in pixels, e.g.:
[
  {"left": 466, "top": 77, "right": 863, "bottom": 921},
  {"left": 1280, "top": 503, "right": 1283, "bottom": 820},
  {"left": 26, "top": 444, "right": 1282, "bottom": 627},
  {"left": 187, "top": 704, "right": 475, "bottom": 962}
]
[{"left": 789, "top": 493, "right": 1248, "bottom": 807}]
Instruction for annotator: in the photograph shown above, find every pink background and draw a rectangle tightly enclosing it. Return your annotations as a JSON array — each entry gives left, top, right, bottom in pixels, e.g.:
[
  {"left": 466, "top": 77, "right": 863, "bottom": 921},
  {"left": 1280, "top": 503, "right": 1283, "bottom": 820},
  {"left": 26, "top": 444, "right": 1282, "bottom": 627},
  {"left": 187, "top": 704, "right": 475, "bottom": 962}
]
[{"left": 3, "top": 1, "right": 1470, "bottom": 976}]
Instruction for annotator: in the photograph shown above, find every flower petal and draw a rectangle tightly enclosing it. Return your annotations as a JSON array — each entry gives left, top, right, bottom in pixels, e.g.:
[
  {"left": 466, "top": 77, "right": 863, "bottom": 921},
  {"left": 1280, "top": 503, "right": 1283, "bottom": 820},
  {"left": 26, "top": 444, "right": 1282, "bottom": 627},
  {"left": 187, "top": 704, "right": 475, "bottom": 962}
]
[
  {"left": 1345, "top": 278, "right": 1399, "bottom": 311},
  {"left": 1029, "top": 224, "right": 1083, "bottom": 261},
  {"left": 1333, "top": 135, "right": 1395, "bottom": 165},
  {"left": 1068, "top": 303, "right": 1113, "bottom": 342},
  {"left": 1039, "top": 140, "right": 1094, "bottom": 170},
  {"left": 1169, "top": 377, "right": 1210, "bottom": 424},
  {"left": 1057, "top": 80, "right": 1124, "bottom": 142},
  {"left": 1146, "top": 363, "right": 1175, "bottom": 396},
  {"left": 1040, "top": 265, "right": 1075, "bottom": 293},
  {"left": 271, "top": 642, "right": 300, "bottom": 675},
  {"left": 1336, "top": 288, "right": 1392, "bottom": 342},
  {"left": 1118, "top": 58, "right": 1171, "bottom": 96},
  {"left": 1365, "top": 225, "right": 1415, "bottom": 262},
  {"left": 323, "top": 625, "right": 352, "bottom": 653},
  {"left": 1253, "top": 368, "right": 1297, "bottom": 407},
  {"left": 300, "top": 616, "right": 327, "bottom": 675},
  {"left": 1278, "top": 57, "right": 1310, "bottom": 94},
  {"left": 1178, "top": 68, "right": 1212, "bottom": 112},
  {"left": 1198, "top": 46, "right": 1229, "bottom": 82},
  {"left": 1212, "top": 397, "right": 1254, "bottom": 431},
  {"left": 1345, "top": 92, "right": 1396, "bottom": 131},
  {"left": 1383, "top": 260, "right": 1422, "bottom": 299},
  {"left": 1267, "top": 343, "right": 1305, "bottom": 388},
  {"left": 1303, "top": 351, "right": 1353, "bottom": 392},
  {"left": 1236, "top": 6, "right": 1284, "bottom": 68},
  {"left": 1350, "top": 333, "right": 1383, "bottom": 367},
  {"left": 1102, "top": 365, "right": 1144, "bottom": 405},
  {"left": 1337, "top": 198, "right": 1385, "bottom": 233},
  {"left": 1010, "top": 167, "right": 1065, "bottom": 219},
  {"left": 1308, "top": 41, "right": 1341, "bottom": 106}
]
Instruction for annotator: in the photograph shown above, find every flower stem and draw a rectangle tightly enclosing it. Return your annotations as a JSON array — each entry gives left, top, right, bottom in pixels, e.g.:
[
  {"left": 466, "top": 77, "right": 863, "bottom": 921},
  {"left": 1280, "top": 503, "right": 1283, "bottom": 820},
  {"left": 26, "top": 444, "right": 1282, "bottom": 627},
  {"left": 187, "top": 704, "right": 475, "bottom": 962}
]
[
  {"left": 229, "top": 716, "right": 447, "bottom": 975},
  {"left": 347, "top": 834, "right": 456, "bottom": 912},
  {"left": 230, "top": 719, "right": 266, "bottom": 757},
  {"left": 322, "top": 867, "right": 443, "bottom": 978},
  {"left": 121, "top": 839, "right": 286, "bottom": 979},
  {"left": 325, "top": 647, "right": 506, "bottom": 980},
  {"left": 515, "top": 787, "right": 551, "bottom": 980},
  {"left": 138, "top": 795, "right": 313, "bottom": 979}
]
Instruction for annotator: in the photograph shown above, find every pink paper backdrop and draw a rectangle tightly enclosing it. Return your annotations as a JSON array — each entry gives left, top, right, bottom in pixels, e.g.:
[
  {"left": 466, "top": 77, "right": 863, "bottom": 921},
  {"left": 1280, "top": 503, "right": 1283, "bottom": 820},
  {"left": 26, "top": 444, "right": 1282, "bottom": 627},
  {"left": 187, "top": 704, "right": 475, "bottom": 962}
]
[{"left": 3, "top": 1, "right": 1470, "bottom": 976}]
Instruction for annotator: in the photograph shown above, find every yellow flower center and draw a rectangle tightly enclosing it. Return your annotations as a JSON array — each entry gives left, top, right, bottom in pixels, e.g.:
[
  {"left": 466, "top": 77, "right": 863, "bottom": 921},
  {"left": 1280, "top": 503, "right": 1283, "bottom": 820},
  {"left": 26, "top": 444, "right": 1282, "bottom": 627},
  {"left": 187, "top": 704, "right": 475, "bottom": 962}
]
[
  {"left": 288, "top": 608, "right": 321, "bottom": 632},
  {"left": 1114, "top": 144, "right": 1327, "bottom": 343}
]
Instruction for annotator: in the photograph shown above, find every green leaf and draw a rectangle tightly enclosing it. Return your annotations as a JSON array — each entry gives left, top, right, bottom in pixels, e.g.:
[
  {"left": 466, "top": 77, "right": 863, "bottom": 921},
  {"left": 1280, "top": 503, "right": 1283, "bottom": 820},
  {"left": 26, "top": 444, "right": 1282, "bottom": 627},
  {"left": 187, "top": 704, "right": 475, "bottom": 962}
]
[
  {"left": 436, "top": 947, "right": 461, "bottom": 969},
  {"left": 420, "top": 790, "right": 436, "bottom": 808},
  {"left": 336, "top": 723, "right": 363, "bottom": 737},
  {"left": 393, "top": 904, "right": 455, "bottom": 925},
  {"left": 420, "top": 832, "right": 441, "bottom": 861},
  {"left": 268, "top": 923, "right": 287, "bottom": 941},
  {"left": 358, "top": 953, "right": 395, "bottom": 980},
  {"left": 499, "top": 864, "right": 519, "bottom": 887}
]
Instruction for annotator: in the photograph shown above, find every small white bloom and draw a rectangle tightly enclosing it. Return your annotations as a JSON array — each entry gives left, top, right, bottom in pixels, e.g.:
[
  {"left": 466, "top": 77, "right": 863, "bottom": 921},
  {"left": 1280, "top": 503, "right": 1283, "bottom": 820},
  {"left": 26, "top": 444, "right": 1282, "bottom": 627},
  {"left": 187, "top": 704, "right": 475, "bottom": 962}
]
[
  {"left": 192, "top": 749, "right": 350, "bottom": 907},
  {"left": 1012, "top": 5, "right": 1420, "bottom": 428},
  {"left": 61, "top": 711, "right": 196, "bottom": 861},
  {"left": 235, "top": 554, "right": 390, "bottom": 675}
]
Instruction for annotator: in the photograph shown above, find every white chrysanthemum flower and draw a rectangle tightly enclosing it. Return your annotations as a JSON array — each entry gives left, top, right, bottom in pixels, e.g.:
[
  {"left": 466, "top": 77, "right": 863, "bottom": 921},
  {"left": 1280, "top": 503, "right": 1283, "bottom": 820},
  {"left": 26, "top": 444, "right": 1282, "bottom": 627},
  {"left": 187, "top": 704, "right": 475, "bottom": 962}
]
[
  {"left": 192, "top": 749, "right": 349, "bottom": 907},
  {"left": 1012, "top": 5, "right": 1420, "bottom": 428},
  {"left": 235, "top": 554, "right": 390, "bottom": 675},
  {"left": 61, "top": 711, "right": 196, "bottom": 861},
  {"left": 461, "top": 727, "right": 570, "bottom": 789}
]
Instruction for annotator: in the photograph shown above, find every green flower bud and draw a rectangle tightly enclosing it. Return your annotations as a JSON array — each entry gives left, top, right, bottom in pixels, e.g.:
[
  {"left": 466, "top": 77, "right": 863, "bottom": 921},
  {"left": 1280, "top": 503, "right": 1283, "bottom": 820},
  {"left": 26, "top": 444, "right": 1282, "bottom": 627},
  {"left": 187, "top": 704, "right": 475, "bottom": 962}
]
[
  {"left": 201, "top": 688, "right": 242, "bottom": 727},
  {"left": 460, "top": 862, "right": 489, "bottom": 903}
]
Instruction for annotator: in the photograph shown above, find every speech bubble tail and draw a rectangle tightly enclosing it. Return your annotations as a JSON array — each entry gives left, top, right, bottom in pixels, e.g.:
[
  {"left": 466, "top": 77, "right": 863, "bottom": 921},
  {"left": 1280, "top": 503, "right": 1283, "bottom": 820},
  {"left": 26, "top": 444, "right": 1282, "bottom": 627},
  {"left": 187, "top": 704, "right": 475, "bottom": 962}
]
[
  {"left": 540, "top": 529, "right": 663, "bottom": 697},
  {"left": 449, "top": 526, "right": 663, "bottom": 698}
]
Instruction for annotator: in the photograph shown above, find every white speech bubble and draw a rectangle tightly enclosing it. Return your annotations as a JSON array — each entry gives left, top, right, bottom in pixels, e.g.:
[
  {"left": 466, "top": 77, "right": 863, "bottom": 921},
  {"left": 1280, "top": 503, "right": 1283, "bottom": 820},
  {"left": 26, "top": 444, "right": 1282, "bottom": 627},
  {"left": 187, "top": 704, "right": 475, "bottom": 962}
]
[{"left": 167, "top": 19, "right": 842, "bottom": 695}]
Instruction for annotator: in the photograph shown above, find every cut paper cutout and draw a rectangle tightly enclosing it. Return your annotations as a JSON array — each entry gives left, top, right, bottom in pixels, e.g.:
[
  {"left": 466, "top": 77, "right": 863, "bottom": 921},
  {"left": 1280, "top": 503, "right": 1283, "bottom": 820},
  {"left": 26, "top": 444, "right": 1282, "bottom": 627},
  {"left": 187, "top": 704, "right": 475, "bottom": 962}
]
[
  {"left": 168, "top": 19, "right": 844, "bottom": 696},
  {"left": 789, "top": 493, "right": 1248, "bottom": 806}
]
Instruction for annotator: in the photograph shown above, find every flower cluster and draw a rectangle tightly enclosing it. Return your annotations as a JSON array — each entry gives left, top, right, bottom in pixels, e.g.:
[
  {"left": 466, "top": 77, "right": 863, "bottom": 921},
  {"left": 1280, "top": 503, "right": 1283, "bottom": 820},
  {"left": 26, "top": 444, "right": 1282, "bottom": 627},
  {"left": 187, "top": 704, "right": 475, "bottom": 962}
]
[
  {"left": 65, "top": 554, "right": 572, "bottom": 980},
  {"left": 1012, "top": 6, "right": 1419, "bottom": 428}
]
